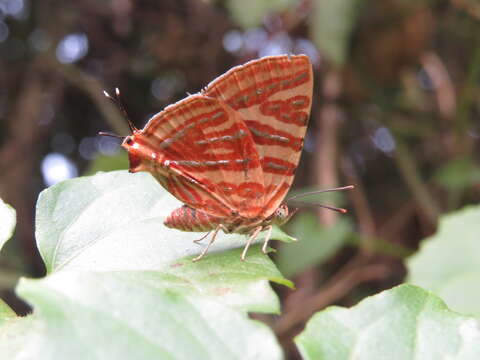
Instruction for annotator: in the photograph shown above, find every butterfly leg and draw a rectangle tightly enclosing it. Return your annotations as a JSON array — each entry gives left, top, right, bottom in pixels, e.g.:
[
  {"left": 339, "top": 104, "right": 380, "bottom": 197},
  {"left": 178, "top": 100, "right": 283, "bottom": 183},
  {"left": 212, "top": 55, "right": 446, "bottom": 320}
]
[
  {"left": 241, "top": 226, "right": 263, "bottom": 261},
  {"left": 261, "top": 225, "right": 273, "bottom": 254},
  {"left": 192, "top": 224, "right": 226, "bottom": 262},
  {"left": 193, "top": 231, "right": 211, "bottom": 244}
]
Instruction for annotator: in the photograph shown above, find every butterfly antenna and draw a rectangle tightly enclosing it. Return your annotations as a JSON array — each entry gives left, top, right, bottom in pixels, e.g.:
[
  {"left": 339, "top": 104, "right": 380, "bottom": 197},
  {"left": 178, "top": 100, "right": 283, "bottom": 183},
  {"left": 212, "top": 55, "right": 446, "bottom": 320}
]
[
  {"left": 287, "top": 185, "right": 354, "bottom": 201},
  {"left": 287, "top": 201, "right": 348, "bottom": 214},
  {"left": 103, "top": 88, "right": 138, "bottom": 133},
  {"left": 286, "top": 185, "right": 354, "bottom": 214},
  {"left": 98, "top": 131, "right": 125, "bottom": 140}
]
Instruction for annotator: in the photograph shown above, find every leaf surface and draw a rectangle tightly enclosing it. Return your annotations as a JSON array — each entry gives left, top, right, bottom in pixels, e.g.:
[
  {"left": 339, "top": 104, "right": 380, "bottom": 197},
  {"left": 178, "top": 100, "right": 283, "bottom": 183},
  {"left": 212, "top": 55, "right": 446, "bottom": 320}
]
[
  {"left": 0, "top": 198, "right": 16, "bottom": 252},
  {"left": 0, "top": 271, "right": 282, "bottom": 360},
  {"left": 310, "top": 0, "right": 360, "bottom": 65},
  {"left": 296, "top": 284, "right": 480, "bottom": 360},
  {"left": 35, "top": 170, "right": 293, "bottom": 312},
  {"left": 407, "top": 205, "right": 480, "bottom": 315}
]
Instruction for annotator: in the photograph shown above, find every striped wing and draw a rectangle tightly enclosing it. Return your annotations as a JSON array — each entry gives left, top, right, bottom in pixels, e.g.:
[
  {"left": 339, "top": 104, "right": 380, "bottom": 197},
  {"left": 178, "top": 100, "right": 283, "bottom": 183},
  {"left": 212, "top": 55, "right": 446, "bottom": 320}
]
[
  {"left": 204, "top": 54, "right": 313, "bottom": 217},
  {"left": 126, "top": 94, "right": 266, "bottom": 218}
]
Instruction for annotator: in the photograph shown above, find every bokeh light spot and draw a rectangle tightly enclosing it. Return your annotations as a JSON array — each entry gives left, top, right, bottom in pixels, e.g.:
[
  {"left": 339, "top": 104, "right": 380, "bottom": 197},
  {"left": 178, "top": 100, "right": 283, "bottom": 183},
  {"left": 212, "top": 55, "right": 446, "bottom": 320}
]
[
  {"left": 243, "top": 28, "right": 267, "bottom": 53},
  {"left": 5, "top": 0, "right": 24, "bottom": 17},
  {"left": 372, "top": 127, "right": 396, "bottom": 153},
  {"left": 97, "top": 136, "right": 120, "bottom": 156},
  {"left": 417, "top": 68, "right": 435, "bottom": 91},
  {"left": 294, "top": 38, "right": 321, "bottom": 66},
  {"left": 56, "top": 33, "right": 89, "bottom": 64},
  {"left": 223, "top": 29, "right": 243, "bottom": 53},
  {"left": 41, "top": 153, "right": 78, "bottom": 187},
  {"left": 258, "top": 32, "right": 292, "bottom": 57},
  {"left": 0, "top": 21, "right": 9, "bottom": 42},
  {"left": 79, "top": 137, "right": 97, "bottom": 160}
]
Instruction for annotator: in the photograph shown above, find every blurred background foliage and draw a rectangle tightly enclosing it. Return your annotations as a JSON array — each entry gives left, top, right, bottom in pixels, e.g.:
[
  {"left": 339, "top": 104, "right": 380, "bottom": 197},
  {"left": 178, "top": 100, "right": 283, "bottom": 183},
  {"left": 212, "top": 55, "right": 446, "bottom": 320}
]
[{"left": 1, "top": 0, "right": 480, "bottom": 356}]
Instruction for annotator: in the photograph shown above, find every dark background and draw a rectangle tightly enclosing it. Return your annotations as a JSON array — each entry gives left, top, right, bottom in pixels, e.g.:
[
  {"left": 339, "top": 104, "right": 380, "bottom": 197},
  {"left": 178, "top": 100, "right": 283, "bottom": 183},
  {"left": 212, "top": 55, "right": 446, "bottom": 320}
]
[{"left": 1, "top": 0, "right": 480, "bottom": 357}]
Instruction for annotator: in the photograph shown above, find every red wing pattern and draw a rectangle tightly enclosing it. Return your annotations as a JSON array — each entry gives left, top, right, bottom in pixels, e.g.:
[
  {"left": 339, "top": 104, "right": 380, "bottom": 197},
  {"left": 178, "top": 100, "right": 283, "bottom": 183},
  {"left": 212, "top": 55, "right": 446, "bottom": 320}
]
[
  {"left": 204, "top": 55, "right": 313, "bottom": 217},
  {"left": 126, "top": 95, "right": 266, "bottom": 218}
]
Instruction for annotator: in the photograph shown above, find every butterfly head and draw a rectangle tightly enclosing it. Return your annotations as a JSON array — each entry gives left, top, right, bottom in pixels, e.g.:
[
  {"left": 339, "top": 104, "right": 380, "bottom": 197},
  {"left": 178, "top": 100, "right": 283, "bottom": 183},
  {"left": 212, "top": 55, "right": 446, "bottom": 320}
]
[
  {"left": 120, "top": 134, "right": 144, "bottom": 173},
  {"left": 272, "top": 204, "right": 297, "bottom": 226},
  {"left": 121, "top": 135, "right": 135, "bottom": 148},
  {"left": 99, "top": 88, "right": 147, "bottom": 172}
]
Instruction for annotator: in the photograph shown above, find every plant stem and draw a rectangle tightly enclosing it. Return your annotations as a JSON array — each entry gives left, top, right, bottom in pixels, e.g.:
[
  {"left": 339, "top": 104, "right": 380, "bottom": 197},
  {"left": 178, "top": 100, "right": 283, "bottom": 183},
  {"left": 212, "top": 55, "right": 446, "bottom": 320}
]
[{"left": 394, "top": 139, "right": 441, "bottom": 224}]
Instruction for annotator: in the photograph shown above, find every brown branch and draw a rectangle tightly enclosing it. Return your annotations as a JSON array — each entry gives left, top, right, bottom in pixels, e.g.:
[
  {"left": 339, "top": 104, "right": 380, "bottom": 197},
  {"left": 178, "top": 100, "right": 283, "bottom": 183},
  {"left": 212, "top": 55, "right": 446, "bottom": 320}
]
[
  {"left": 420, "top": 52, "right": 456, "bottom": 121},
  {"left": 393, "top": 139, "right": 441, "bottom": 225},
  {"left": 274, "top": 254, "right": 391, "bottom": 337},
  {"left": 314, "top": 69, "right": 343, "bottom": 227},
  {"left": 0, "top": 59, "right": 56, "bottom": 274},
  {"left": 342, "top": 156, "right": 377, "bottom": 253}
]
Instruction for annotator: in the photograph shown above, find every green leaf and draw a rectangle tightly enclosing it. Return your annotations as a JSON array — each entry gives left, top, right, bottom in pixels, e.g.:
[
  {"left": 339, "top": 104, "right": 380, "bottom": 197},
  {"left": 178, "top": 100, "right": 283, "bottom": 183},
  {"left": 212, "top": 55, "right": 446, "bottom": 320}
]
[
  {"left": 226, "top": 0, "right": 298, "bottom": 29},
  {"left": 0, "top": 198, "right": 16, "bottom": 252},
  {"left": 310, "top": 0, "right": 360, "bottom": 65},
  {"left": 433, "top": 157, "right": 480, "bottom": 191},
  {"left": 295, "top": 284, "right": 480, "bottom": 360},
  {"left": 132, "top": 248, "right": 293, "bottom": 313},
  {"left": 35, "top": 170, "right": 293, "bottom": 312},
  {"left": 0, "top": 271, "right": 282, "bottom": 360},
  {"left": 271, "top": 225, "right": 297, "bottom": 243},
  {"left": 277, "top": 213, "right": 351, "bottom": 277},
  {"left": 407, "top": 205, "right": 480, "bottom": 316},
  {"left": 84, "top": 152, "right": 129, "bottom": 176}
]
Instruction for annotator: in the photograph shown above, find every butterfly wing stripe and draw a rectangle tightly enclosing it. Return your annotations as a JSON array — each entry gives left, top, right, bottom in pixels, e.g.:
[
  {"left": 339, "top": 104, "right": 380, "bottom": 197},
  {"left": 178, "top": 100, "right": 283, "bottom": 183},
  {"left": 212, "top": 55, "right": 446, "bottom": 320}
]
[
  {"left": 244, "top": 120, "right": 304, "bottom": 151},
  {"left": 168, "top": 175, "right": 232, "bottom": 217},
  {"left": 147, "top": 164, "right": 234, "bottom": 217},
  {"left": 262, "top": 156, "right": 296, "bottom": 175}
]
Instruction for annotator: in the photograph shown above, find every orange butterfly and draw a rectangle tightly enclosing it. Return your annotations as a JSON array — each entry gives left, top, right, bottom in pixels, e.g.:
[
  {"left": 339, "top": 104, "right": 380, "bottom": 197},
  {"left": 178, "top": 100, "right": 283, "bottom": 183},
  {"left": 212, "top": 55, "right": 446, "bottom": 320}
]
[{"left": 101, "top": 55, "right": 349, "bottom": 261}]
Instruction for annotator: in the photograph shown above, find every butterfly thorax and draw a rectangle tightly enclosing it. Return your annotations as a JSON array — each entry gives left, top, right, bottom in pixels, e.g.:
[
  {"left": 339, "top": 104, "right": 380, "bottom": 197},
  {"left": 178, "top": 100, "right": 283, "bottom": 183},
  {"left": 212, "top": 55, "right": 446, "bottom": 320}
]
[{"left": 164, "top": 204, "right": 292, "bottom": 235}]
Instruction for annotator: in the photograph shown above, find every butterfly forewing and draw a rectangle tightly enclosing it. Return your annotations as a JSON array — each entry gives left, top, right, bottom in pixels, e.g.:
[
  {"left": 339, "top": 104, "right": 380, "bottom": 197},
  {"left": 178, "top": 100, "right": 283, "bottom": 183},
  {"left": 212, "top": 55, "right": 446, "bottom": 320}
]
[
  {"left": 204, "top": 55, "right": 313, "bottom": 217},
  {"left": 131, "top": 95, "right": 266, "bottom": 218}
]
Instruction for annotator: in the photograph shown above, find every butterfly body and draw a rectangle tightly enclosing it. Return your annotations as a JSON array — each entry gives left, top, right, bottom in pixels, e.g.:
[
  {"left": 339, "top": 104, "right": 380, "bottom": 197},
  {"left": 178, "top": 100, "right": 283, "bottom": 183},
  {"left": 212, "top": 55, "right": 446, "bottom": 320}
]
[
  {"left": 119, "top": 55, "right": 313, "bottom": 261},
  {"left": 164, "top": 204, "right": 292, "bottom": 234}
]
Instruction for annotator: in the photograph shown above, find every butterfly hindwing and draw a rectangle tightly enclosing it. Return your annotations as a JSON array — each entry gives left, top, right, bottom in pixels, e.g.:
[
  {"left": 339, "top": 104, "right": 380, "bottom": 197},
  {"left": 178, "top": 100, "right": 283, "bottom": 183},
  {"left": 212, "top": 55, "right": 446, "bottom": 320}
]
[{"left": 204, "top": 55, "right": 313, "bottom": 217}]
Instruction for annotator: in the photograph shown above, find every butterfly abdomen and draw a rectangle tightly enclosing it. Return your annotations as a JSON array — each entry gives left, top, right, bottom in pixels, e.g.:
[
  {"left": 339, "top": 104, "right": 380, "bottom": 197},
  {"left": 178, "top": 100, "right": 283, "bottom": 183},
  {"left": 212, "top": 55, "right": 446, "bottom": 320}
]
[{"left": 164, "top": 205, "right": 222, "bottom": 232}]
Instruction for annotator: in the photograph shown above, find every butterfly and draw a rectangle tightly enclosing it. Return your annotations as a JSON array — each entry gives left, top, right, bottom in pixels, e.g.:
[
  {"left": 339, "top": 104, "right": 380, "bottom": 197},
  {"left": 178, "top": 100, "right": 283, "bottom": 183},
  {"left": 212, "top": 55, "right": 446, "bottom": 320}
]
[{"left": 102, "top": 55, "right": 321, "bottom": 261}]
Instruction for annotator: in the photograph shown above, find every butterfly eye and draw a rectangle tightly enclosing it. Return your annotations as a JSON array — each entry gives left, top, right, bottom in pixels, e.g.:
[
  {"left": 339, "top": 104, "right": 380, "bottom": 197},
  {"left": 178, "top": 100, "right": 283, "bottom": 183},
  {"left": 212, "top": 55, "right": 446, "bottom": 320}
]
[
  {"left": 275, "top": 205, "right": 288, "bottom": 220},
  {"left": 125, "top": 137, "right": 134, "bottom": 146}
]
